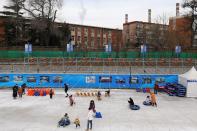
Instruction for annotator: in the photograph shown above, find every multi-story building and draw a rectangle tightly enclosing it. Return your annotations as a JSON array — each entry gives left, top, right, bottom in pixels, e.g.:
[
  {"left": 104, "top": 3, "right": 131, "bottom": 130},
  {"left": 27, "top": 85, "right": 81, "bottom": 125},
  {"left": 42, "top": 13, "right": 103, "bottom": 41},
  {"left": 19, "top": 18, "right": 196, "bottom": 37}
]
[
  {"left": 169, "top": 16, "right": 193, "bottom": 47},
  {"left": 68, "top": 24, "right": 122, "bottom": 51},
  {"left": 0, "top": 16, "right": 6, "bottom": 45},
  {"left": 169, "top": 16, "right": 197, "bottom": 48},
  {"left": 169, "top": 3, "right": 197, "bottom": 48},
  {"left": 123, "top": 20, "right": 168, "bottom": 48},
  {"left": 0, "top": 16, "right": 122, "bottom": 51}
]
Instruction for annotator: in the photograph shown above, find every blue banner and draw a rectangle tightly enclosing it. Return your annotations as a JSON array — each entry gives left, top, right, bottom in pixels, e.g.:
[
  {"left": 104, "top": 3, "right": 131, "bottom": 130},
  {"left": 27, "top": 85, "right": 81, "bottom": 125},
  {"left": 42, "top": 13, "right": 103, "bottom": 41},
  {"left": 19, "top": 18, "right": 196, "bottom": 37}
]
[{"left": 0, "top": 73, "right": 178, "bottom": 89}]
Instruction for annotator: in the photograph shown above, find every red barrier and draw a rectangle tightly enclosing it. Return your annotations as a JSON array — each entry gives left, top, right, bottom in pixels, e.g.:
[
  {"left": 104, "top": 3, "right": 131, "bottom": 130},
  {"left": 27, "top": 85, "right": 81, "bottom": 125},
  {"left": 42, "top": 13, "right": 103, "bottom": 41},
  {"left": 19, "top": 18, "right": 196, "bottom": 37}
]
[{"left": 27, "top": 88, "right": 55, "bottom": 96}]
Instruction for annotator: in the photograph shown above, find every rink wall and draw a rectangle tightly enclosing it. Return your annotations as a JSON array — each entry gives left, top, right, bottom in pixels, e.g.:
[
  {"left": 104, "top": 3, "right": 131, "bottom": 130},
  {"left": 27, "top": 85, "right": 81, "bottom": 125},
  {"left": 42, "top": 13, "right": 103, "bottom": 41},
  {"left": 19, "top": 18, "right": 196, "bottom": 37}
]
[{"left": 0, "top": 73, "right": 178, "bottom": 89}]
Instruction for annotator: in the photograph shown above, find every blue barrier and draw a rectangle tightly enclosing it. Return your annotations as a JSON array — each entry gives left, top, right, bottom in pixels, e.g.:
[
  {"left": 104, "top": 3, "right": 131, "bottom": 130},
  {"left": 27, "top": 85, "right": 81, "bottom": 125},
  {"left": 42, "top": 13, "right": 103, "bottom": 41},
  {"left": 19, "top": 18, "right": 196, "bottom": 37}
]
[{"left": 0, "top": 73, "right": 178, "bottom": 89}]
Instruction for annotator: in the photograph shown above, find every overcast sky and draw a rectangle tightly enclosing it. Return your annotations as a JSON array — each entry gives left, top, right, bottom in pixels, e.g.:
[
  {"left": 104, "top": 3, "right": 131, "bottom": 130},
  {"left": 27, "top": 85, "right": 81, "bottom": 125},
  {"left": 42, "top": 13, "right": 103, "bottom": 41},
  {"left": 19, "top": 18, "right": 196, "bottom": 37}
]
[{"left": 0, "top": 0, "right": 185, "bottom": 29}]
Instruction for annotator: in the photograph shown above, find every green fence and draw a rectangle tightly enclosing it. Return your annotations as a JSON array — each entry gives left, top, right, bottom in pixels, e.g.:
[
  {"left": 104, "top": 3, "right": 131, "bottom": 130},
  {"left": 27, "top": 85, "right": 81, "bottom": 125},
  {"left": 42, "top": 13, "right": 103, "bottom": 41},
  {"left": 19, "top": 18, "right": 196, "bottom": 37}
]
[{"left": 0, "top": 51, "right": 196, "bottom": 59}]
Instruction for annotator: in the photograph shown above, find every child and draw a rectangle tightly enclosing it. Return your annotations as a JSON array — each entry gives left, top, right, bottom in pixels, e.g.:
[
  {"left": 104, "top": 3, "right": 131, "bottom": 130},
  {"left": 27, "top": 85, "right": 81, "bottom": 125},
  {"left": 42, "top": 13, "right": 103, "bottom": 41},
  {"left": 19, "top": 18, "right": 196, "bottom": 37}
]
[
  {"left": 150, "top": 92, "right": 157, "bottom": 107},
  {"left": 143, "top": 96, "right": 151, "bottom": 105},
  {"left": 105, "top": 89, "right": 110, "bottom": 97},
  {"left": 58, "top": 113, "right": 70, "bottom": 127},
  {"left": 97, "top": 91, "right": 101, "bottom": 100},
  {"left": 18, "top": 87, "right": 23, "bottom": 98},
  {"left": 69, "top": 95, "right": 75, "bottom": 106},
  {"left": 74, "top": 118, "right": 80, "bottom": 128}
]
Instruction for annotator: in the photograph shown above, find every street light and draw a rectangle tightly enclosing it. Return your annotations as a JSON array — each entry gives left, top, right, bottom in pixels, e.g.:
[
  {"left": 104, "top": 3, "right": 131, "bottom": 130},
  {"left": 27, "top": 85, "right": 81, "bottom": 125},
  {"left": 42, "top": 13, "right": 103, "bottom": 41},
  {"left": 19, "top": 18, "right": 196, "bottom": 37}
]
[{"left": 141, "top": 44, "right": 147, "bottom": 73}]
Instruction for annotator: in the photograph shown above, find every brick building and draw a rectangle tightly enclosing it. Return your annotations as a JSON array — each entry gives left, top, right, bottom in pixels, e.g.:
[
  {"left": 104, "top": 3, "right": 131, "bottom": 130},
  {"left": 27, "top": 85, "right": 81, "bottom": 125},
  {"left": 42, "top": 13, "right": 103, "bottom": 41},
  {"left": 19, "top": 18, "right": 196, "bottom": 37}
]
[
  {"left": 0, "top": 16, "right": 122, "bottom": 51},
  {"left": 0, "top": 16, "right": 6, "bottom": 45},
  {"left": 169, "top": 16, "right": 197, "bottom": 48},
  {"left": 123, "top": 20, "right": 168, "bottom": 48},
  {"left": 169, "top": 16, "right": 192, "bottom": 47},
  {"left": 68, "top": 24, "right": 122, "bottom": 52}
]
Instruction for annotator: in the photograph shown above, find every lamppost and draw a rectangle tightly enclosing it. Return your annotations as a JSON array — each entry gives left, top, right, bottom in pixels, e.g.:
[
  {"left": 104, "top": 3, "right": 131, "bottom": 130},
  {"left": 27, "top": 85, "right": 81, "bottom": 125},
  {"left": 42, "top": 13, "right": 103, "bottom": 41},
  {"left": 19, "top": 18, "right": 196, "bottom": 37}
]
[{"left": 141, "top": 44, "right": 147, "bottom": 73}]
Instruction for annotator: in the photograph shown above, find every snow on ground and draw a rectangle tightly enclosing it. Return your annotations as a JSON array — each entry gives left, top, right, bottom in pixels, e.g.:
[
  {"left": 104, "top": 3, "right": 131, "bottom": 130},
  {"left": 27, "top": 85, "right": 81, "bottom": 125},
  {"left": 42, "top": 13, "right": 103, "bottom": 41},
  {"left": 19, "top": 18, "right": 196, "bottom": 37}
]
[{"left": 0, "top": 89, "right": 197, "bottom": 131}]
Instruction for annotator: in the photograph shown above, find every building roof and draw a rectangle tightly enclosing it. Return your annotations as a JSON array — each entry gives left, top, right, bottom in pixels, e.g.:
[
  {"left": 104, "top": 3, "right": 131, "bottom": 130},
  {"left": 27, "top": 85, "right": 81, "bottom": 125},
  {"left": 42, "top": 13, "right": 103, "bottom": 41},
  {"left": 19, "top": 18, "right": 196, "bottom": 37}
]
[
  {"left": 67, "top": 23, "right": 122, "bottom": 31},
  {"left": 123, "top": 21, "right": 168, "bottom": 26}
]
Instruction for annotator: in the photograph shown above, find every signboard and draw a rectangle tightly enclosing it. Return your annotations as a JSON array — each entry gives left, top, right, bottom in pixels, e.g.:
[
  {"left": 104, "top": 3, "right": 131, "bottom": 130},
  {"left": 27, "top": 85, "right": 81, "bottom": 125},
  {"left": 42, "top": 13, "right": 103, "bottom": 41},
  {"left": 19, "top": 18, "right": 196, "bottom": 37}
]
[
  {"left": 105, "top": 43, "right": 112, "bottom": 52},
  {"left": 25, "top": 43, "right": 32, "bottom": 53},
  {"left": 187, "top": 80, "right": 197, "bottom": 83},
  {"left": 141, "top": 44, "right": 147, "bottom": 53},
  {"left": 67, "top": 43, "right": 73, "bottom": 52},
  {"left": 175, "top": 45, "right": 181, "bottom": 54},
  {"left": 86, "top": 76, "right": 96, "bottom": 83},
  {"left": 99, "top": 76, "right": 112, "bottom": 83}
]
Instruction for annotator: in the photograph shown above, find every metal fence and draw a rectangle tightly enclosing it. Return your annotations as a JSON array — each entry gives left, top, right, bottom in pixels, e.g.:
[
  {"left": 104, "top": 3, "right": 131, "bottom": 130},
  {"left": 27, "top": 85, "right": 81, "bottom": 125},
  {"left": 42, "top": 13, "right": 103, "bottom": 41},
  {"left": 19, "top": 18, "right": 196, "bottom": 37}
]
[
  {"left": 0, "top": 51, "right": 197, "bottom": 59},
  {"left": 0, "top": 57, "right": 196, "bottom": 74}
]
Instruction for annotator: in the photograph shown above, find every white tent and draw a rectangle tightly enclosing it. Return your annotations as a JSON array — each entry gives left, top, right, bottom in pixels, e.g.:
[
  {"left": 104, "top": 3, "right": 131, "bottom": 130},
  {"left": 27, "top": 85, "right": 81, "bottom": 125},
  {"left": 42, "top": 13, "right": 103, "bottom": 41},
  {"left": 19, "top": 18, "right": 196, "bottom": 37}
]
[{"left": 179, "top": 67, "right": 197, "bottom": 97}]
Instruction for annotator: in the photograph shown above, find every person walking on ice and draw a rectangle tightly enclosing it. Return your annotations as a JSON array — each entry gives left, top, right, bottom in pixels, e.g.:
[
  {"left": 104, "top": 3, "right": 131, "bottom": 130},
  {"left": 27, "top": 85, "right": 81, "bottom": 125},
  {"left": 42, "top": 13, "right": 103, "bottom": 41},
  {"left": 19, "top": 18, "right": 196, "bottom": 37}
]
[{"left": 64, "top": 83, "right": 69, "bottom": 97}]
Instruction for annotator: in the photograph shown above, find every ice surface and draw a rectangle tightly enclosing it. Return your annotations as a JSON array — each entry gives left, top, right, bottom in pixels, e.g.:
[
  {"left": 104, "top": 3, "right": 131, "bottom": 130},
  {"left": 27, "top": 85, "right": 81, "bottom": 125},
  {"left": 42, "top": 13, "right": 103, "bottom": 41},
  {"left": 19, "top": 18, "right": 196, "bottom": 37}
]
[{"left": 0, "top": 89, "right": 197, "bottom": 131}]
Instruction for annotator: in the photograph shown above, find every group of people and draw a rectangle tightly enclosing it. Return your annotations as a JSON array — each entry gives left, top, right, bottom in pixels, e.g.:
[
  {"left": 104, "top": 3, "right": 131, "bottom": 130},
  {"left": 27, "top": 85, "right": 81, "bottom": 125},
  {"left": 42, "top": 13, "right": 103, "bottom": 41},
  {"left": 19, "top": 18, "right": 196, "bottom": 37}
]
[
  {"left": 12, "top": 83, "right": 27, "bottom": 99},
  {"left": 128, "top": 92, "right": 157, "bottom": 110},
  {"left": 97, "top": 89, "right": 110, "bottom": 100},
  {"left": 58, "top": 99, "right": 96, "bottom": 131}
]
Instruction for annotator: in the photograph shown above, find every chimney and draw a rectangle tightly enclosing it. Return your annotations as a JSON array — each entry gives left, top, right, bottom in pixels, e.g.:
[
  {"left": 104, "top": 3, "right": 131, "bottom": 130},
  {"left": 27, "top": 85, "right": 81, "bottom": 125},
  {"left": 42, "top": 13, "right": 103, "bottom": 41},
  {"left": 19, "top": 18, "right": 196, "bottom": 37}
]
[
  {"left": 176, "top": 3, "right": 180, "bottom": 17},
  {"left": 125, "top": 14, "right": 128, "bottom": 23},
  {"left": 148, "top": 9, "right": 151, "bottom": 23}
]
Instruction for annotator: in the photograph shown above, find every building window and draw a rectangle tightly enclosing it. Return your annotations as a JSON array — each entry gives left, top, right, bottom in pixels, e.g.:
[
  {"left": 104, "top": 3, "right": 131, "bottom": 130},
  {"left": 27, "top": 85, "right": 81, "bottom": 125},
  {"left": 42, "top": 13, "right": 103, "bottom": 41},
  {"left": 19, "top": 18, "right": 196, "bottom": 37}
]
[
  {"left": 71, "top": 36, "right": 75, "bottom": 41},
  {"left": 78, "top": 36, "right": 81, "bottom": 41},
  {"left": 77, "top": 27, "right": 81, "bottom": 32},
  {"left": 103, "top": 38, "right": 106, "bottom": 45},
  {"left": 91, "top": 37, "right": 94, "bottom": 42},
  {"left": 91, "top": 28, "right": 94, "bottom": 33},
  {"left": 84, "top": 28, "right": 88, "bottom": 33},
  {"left": 97, "top": 38, "right": 100, "bottom": 45},
  {"left": 97, "top": 29, "right": 101, "bottom": 34},
  {"left": 91, "top": 41, "right": 94, "bottom": 47},
  {"left": 71, "top": 27, "right": 75, "bottom": 31},
  {"left": 84, "top": 37, "right": 88, "bottom": 42},
  {"left": 108, "top": 38, "right": 112, "bottom": 43},
  {"left": 108, "top": 30, "right": 111, "bottom": 35}
]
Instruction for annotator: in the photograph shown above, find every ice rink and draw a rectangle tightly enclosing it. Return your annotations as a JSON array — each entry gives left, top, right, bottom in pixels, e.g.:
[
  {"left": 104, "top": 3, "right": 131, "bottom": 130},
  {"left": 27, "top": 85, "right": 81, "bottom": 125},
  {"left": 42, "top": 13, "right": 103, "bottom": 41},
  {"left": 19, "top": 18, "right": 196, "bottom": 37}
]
[{"left": 0, "top": 89, "right": 197, "bottom": 131}]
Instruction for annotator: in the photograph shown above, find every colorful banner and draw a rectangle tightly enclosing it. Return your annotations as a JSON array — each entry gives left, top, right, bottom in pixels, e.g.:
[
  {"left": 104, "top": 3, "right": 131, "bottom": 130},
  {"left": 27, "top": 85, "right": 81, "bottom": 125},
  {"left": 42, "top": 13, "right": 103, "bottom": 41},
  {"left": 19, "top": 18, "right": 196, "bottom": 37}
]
[{"left": 0, "top": 73, "right": 178, "bottom": 89}]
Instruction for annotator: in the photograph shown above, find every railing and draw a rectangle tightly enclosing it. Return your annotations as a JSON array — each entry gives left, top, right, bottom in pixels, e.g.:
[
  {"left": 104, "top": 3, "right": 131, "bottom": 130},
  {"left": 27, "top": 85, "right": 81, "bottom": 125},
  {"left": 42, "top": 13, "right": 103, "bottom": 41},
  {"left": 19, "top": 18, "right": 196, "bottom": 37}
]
[
  {"left": 0, "top": 57, "right": 196, "bottom": 74},
  {"left": 0, "top": 51, "right": 197, "bottom": 59}
]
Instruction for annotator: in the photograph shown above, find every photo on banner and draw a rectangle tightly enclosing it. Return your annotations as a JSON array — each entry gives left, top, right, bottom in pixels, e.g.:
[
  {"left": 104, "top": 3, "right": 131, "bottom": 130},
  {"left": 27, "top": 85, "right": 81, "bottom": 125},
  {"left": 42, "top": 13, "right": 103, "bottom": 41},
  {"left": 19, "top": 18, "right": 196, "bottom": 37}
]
[
  {"left": 115, "top": 77, "right": 126, "bottom": 84},
  {"left": 13, "top": 76, "right": 23, "bottom": 82},
  {"left": 0, "top": 76, "right": 9, "bottom": 82},
  {"left": 40, "top": 76, "right": 50, "bottom": 83},
  {"left": 99, "top": 76, "right": 112, "bottom": 83},
  {"left": 27, "top": 76, "right": 36, "bottom": 83},
  {"left": 86, "top": 76, "right": 96, "bottom": 83},
  {"left": 156, "top": 77, "right": 165, "bottom": 83},
  {"left": 53, "top": 76, "right": 63, "bottom": 83},
  {"left": 130, "top": 77, "right": 139, "bottom": 84},
  {"left": 143, "top": 77, "right": 152, "bottom": 84}
]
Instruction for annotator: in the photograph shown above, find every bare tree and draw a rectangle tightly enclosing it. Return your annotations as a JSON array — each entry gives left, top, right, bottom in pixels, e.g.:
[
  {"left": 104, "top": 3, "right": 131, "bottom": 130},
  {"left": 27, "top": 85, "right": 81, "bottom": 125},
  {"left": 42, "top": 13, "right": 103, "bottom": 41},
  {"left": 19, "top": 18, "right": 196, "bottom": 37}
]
[
  {"left": 143, "top": 14, "right": 169, "bottom": 51},
  {"left": 21, "top": 0, "right": 64, "bottom": 46},
  {"left": 0, "top": 0, "right": 26, "bottom": 46},
  {"left": 183, "top": 0, "right": 197, "bottom": 47}
]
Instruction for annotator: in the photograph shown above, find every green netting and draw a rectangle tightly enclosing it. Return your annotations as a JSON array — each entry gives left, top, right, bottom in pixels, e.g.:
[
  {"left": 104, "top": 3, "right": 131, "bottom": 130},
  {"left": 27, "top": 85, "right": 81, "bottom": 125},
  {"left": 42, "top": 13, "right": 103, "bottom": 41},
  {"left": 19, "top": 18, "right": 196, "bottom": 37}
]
[{"left": 0, "top": 50, "right": 196, "bottom": 59}]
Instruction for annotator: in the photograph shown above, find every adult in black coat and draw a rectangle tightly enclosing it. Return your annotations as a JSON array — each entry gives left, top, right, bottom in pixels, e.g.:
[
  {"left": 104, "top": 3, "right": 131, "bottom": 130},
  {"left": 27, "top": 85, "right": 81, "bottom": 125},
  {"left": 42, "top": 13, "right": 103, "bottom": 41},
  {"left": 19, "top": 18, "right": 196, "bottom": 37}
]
[
  {"left": 64, "top": 84, "right": 69, "bottom": 97},
  {"left": 13, "top": 84, "right": 18, "bottom": 99},
  {"left": 21, "top": 83, "right": 27, "bottom": 94},
  {"left": 128, "top": 97, "right": 134, "bottom": 106}
]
